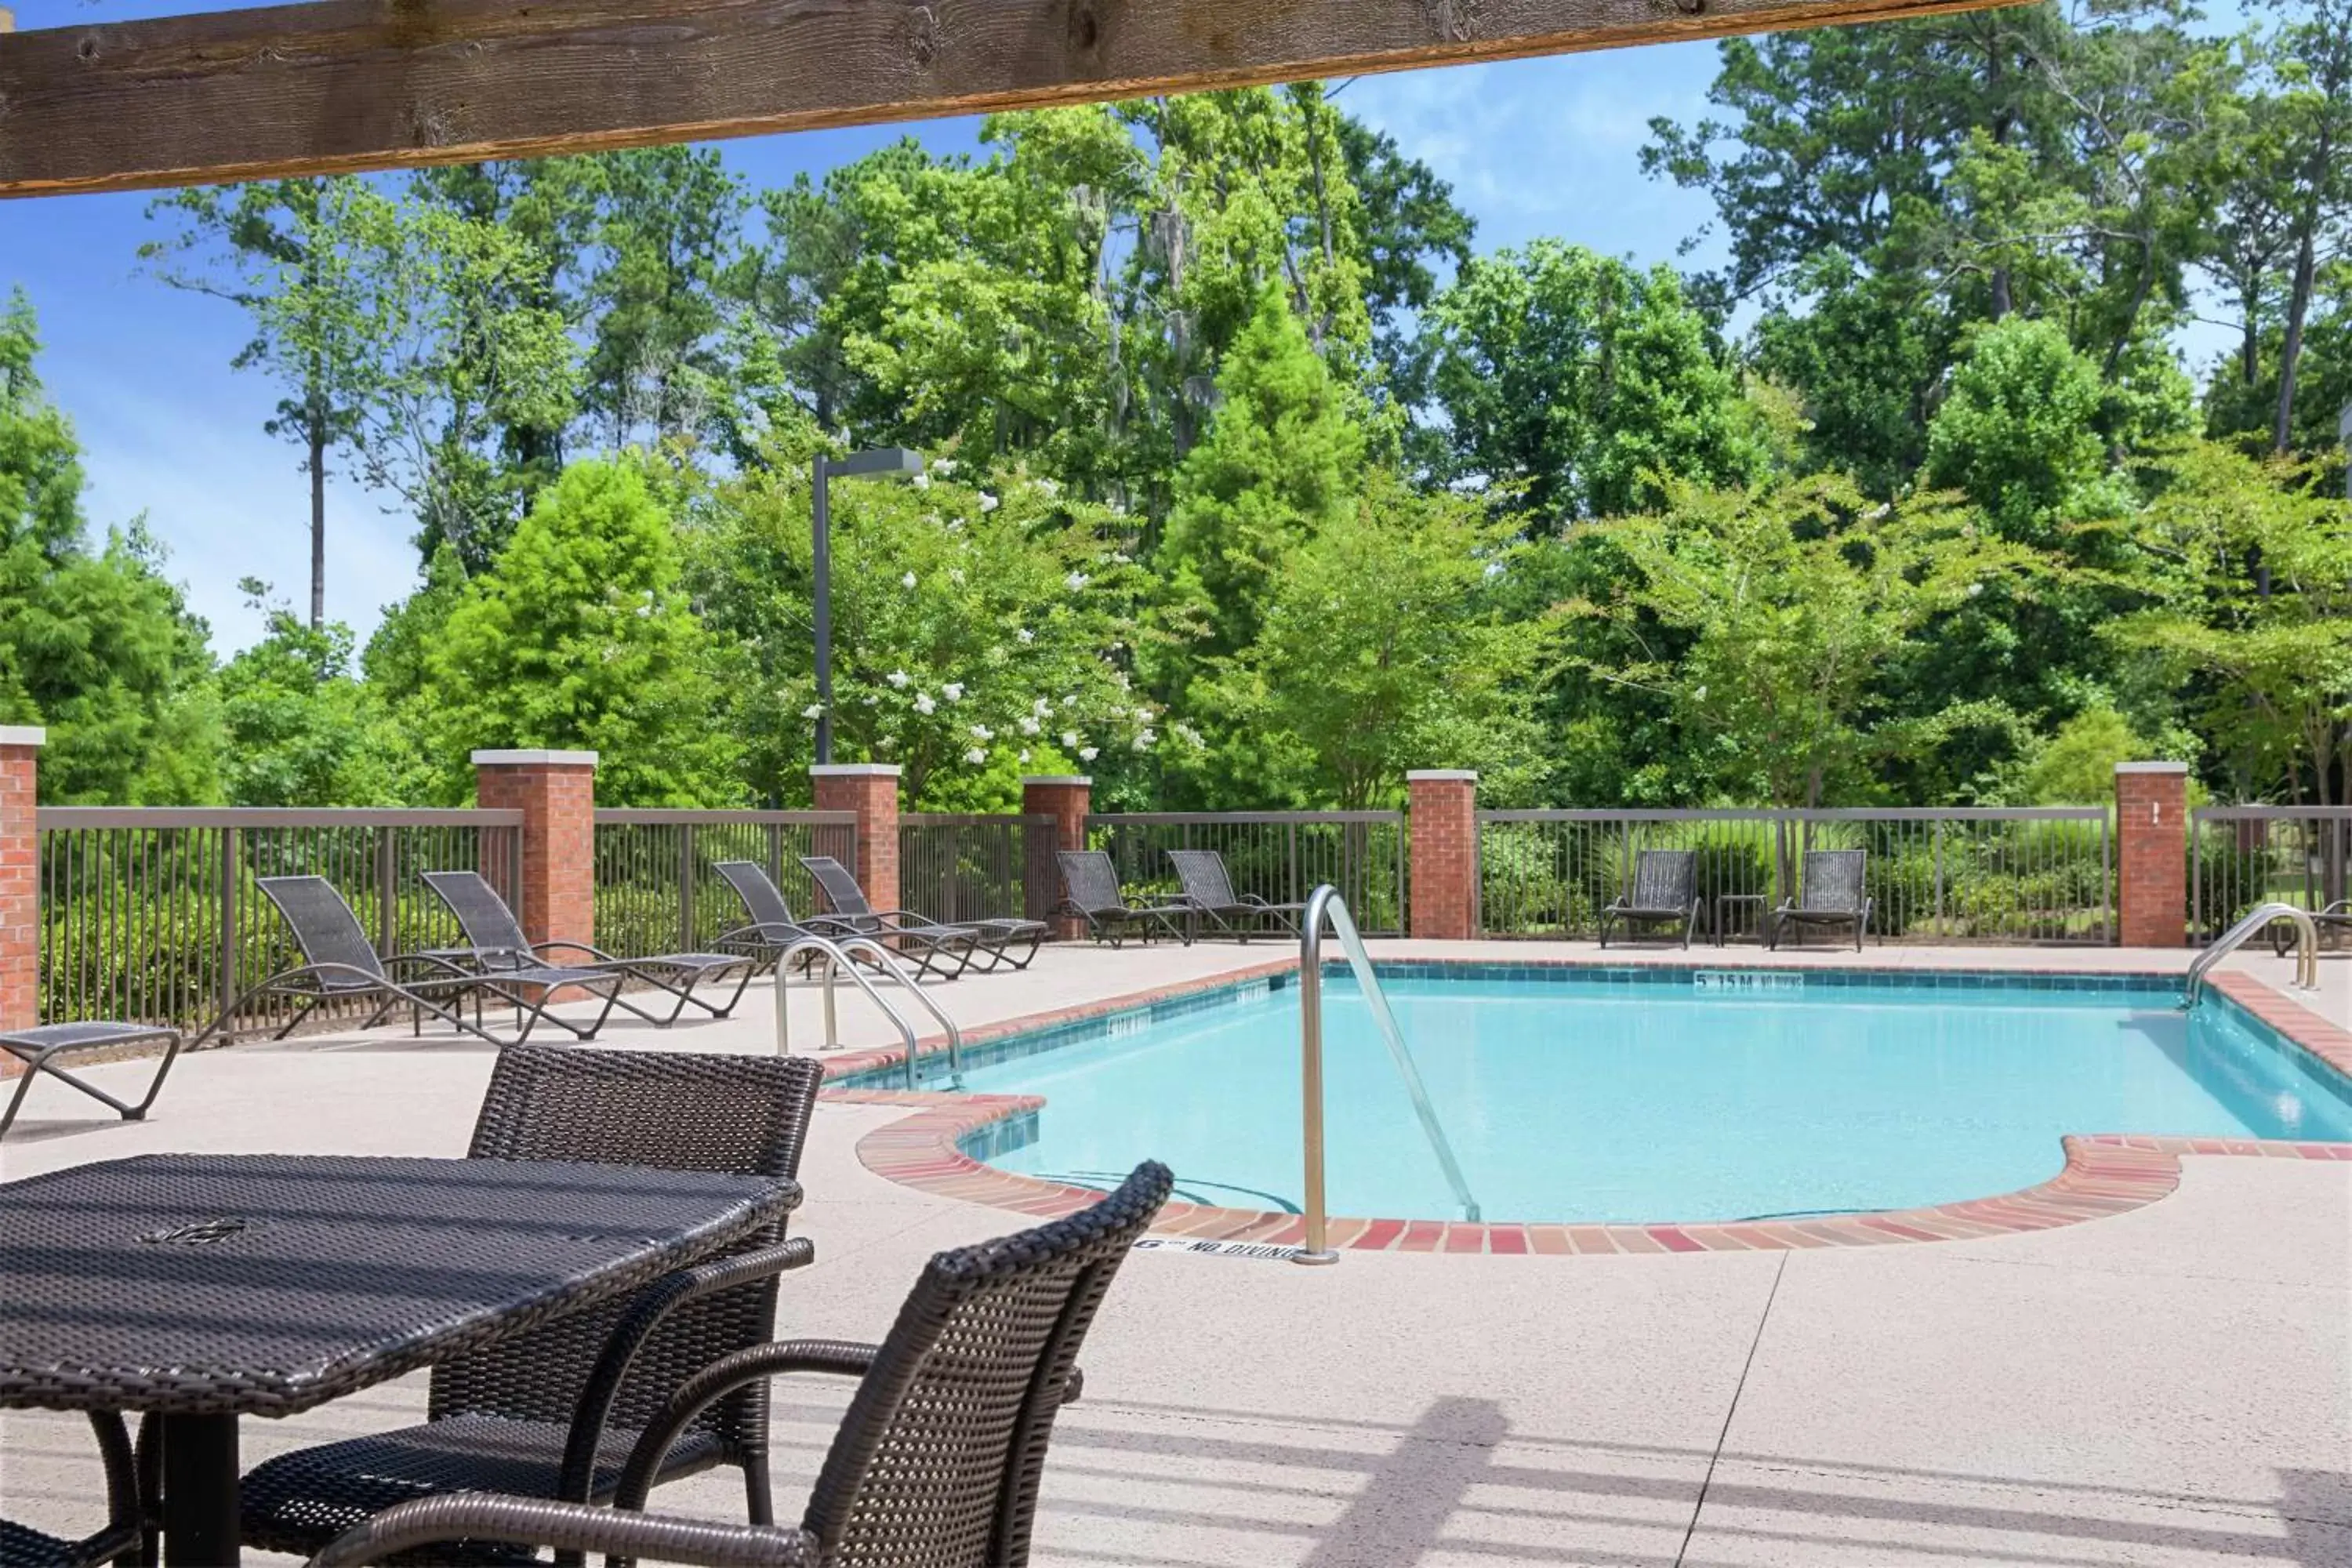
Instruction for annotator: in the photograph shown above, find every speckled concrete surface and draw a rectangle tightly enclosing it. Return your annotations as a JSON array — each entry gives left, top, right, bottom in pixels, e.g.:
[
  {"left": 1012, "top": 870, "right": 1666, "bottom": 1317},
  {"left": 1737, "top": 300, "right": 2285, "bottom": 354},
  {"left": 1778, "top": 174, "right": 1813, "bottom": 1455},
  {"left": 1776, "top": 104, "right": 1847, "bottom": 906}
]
[{"left": 2, "top": 942, "right": 2347, "bottom": 1566}]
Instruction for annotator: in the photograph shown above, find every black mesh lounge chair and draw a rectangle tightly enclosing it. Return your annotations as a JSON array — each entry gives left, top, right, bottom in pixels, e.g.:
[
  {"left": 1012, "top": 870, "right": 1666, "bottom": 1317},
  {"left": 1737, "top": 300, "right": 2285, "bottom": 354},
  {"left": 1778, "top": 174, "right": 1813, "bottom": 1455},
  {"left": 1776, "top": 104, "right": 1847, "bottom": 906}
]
[
  {"left": 239, "top": 1047, "right": 824, "bottom": 1564},
  {"left": 1053, "top": 851, "right": 1192, "bottom": 947},
  {"left": 2271, "top": 901, "right": 2352, "bottom": 956},
  {"left": 195, "top": 875, "right": 624, "bottom": 1048},
  {"left": 1767, "top": 849, "right": 1873, "bottom": 952},
  {"left": 307, "top": 1162, "right": 1174, "bottom": 1568},
  {"left": 1599, "top": 850, "right": 1704, "bottom": 949},
  {"left": 802, "top": 854, "right": 1047, "bottom": 973},
  {"left": 0, "top": 1021, "right": 183, "bottom": 1141},
  {"left": 713, "top": 860, "right": 978, "bottom": 982},
  {"left": 423, "top": 869, "right": 760, "bottom": 1026},
  {"left": 0, "top": 1413, "right": 141, "bottom": 1568},
  {"left": 1166, "top": 848, "right": 1306, "bottom": 941}
]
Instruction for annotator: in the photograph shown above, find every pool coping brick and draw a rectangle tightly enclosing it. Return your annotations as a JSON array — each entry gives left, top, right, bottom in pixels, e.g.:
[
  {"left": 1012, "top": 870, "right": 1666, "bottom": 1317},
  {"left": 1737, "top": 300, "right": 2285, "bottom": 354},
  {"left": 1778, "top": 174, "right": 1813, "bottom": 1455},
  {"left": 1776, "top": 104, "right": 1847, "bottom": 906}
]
[{"left": 832, "top": 953, "right": 2352, "bottom": 1255}]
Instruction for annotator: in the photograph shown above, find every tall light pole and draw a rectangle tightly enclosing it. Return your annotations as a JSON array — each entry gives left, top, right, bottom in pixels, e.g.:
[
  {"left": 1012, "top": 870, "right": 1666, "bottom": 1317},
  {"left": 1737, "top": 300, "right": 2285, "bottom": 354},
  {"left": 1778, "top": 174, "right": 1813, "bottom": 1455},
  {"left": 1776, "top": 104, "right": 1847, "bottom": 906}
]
[
  {"left": 812, "top": 447, "right": 924, "bottom": 764},
  {"left": 2339, "top": 401, "right": 2351, "bottom": 502}
]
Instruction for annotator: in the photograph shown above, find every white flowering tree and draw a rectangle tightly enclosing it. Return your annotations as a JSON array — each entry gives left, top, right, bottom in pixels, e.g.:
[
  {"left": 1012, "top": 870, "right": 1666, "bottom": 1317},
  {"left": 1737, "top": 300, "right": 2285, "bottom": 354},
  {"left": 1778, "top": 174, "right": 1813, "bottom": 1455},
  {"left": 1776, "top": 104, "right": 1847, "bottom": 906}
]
[{"left": 692, "top": 457, "right": 1163, "bottom": 808}]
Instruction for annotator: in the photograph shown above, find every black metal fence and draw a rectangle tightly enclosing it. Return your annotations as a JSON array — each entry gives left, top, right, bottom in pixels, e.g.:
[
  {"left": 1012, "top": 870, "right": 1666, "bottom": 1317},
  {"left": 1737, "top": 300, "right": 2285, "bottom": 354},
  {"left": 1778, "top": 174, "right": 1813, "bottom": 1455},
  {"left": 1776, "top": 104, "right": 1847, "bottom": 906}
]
[
  {"left": 899, "top": 814, "right": 1049, "bottom": 924},
  {"left": 1085, "top": 812, "right": 1408, "bottom": 935},
  {"left": 2190, "top": 806, "right": 2352, "bottom": 942},
  {"left": 36, "top": 808, "right": 524, "bottom": 1035},
  {"left": 1478, "top": 808, "right": 2113, "bottom": 944},
  {"left": 590, "top": 810, "right": 858, "bottom": 957}
]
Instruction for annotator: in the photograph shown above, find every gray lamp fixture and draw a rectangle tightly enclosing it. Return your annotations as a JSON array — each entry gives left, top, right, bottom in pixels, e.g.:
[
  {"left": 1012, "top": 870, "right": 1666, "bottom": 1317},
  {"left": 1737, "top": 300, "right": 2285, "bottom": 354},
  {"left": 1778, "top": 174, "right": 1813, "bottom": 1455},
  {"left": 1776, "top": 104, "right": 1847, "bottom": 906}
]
[{"left": 812, "top": 447, "right": 924, "bottom": 764}]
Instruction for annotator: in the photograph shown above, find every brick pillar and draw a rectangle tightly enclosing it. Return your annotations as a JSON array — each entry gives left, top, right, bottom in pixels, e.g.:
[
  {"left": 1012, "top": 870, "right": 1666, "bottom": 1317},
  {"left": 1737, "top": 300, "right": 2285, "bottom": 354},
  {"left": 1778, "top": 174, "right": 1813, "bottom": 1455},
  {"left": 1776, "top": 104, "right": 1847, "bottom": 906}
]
[
  {"left": 473, "top": 750, "right": 597, "bottom": 953},
  {"left": 1023, "top": 775, "right": 1092, "bottom": 939},
  {"left": 811, "top": 764, "right": 901, "bottom": 916},
  {"left": 1, "top": 726, "right": 42, "bottom": 1040},
  {"left": 1408, "top": 770, "right": 1479, "bottom": 941},
  {"left": 2115, "top": 761, "right": 2189, "bottom": 948}
]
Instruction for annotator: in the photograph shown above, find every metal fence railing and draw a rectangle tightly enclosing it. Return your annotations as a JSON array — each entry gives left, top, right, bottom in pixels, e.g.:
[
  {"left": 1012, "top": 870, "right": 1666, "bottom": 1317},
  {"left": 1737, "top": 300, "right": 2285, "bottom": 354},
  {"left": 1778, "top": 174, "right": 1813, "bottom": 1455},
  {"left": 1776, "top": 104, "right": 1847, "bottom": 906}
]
[
  {"left": 2191, "top": 806, "right": 2352, "bottom": 942},
  {"left": 590, "top": 810, "right": 859, "bottom": 959},
  {"left": 899, "top": 814, "right": 1049, "bottom": 924},
  {"left": 1085, "top": 812, "right": 1409, "bottom": 935},
  {"left": 1477, "top": 808, "right": 2113, "bottom": 945},
  {"left": 35, "top": 808, "right": 525, "bottom": 1036}
]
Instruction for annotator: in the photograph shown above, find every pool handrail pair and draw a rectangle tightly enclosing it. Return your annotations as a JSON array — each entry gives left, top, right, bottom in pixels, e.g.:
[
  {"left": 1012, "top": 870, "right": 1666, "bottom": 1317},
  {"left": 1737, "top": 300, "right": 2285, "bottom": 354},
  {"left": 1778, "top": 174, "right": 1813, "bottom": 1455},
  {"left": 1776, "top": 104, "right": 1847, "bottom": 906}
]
[
  {"left": 770, "top": 931, "right": 964, "bottom": 1090},
  {"left": 2184, "top": 902, "right": 2319, "bottom": 1005},
  {"left": 1296, "top": 885, "right": 1480, "bottom": 1265}
]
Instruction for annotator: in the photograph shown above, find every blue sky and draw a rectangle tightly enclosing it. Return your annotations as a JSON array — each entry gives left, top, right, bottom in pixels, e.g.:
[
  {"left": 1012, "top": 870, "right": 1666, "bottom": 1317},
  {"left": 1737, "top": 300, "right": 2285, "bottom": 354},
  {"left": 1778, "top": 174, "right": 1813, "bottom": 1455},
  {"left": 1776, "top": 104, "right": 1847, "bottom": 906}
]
[{"left": 0, "top": 2, "right": 2234, "bottom": 654}]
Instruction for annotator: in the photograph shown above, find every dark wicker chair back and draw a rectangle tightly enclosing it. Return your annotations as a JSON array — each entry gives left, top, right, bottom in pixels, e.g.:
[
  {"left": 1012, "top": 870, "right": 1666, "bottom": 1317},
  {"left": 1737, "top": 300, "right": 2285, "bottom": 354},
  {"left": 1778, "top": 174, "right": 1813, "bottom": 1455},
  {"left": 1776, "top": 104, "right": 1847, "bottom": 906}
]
[
  {"left": 803, "top": 1160, "right": 1174, "bottom": 1568},
  {"left": 1055, "top": 851, "right": 1128, "bottom": 915},
  {"left": 1167, "top": 849, "right": 1240, "bottom": 909},
  {"left": 430, "top": 1047, "right": 824, "bottom": 1457},
  {"left": 1798, "top": 849, "right": 1867, "bottom": 913},
  {"left": 256, "top": 876, "right": 388, "bottom": 987},
  {"left": 421, "top": 869, "right": 533, "bottom": 956},
  {"left": 802, "top": 856, "right": 877, "bottom": 919},
  {"left": 1628, "top": 850, "right": 1697, "bottom": 911},
  {"left": 713, "top": 860, "right": 800, "bottom": 930}
]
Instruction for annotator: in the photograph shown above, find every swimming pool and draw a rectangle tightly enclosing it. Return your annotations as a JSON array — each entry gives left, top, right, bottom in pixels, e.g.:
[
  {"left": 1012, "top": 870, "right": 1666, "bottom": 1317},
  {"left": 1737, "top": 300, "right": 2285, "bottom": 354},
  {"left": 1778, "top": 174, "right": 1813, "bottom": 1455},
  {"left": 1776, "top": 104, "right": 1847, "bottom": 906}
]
[{"left": 950, "top": 970, "right": 2352, "bottom": 1224}]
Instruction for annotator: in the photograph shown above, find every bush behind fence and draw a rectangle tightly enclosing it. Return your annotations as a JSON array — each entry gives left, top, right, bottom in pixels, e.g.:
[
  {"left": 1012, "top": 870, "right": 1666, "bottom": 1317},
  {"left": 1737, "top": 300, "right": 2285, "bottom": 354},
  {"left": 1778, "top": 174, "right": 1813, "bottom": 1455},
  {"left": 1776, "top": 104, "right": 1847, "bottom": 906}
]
[
  {"left": 1478, "top": 810, "right": 2112, "bottom": 945},
  {"left": 590, "top": 811, "right": 858, "bottom": 958},
  {"left": 1087, "top": 813, "right": 1408, "bottom": 935},
  {"left": 2190, "top": 808, "right": 2352, "bottom": 942},
  {"left": 37, "top": 809, "right": 524, "bottom": 1034}
]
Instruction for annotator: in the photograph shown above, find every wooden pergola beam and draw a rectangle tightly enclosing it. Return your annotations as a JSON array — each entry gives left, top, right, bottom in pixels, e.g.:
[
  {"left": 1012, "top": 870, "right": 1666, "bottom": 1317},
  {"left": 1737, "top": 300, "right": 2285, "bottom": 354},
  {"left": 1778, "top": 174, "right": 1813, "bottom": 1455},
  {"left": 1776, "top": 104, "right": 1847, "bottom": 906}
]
[{"left": 0, "top": 0, "right": 2021, "bottom": 199}]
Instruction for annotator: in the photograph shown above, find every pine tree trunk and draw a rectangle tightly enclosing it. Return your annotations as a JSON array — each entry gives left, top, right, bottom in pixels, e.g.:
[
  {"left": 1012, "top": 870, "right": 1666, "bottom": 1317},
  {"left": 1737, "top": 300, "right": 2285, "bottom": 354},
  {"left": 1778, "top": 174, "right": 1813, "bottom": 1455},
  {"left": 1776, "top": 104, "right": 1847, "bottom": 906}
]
[
  {"left": 2274, "top": 220, "right": 2319, "bottom": 453},
  {"left": 308, "top": 416, "right": 327, "bottom": 630}
]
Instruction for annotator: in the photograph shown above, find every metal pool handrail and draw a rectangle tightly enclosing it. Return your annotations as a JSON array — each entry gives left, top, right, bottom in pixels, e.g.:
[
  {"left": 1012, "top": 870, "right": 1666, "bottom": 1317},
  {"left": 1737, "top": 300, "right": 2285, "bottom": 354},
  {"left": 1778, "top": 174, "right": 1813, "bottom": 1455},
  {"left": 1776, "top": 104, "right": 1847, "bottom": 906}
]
[
  {"left": 2185, "top": 902, "right": 2319, "bottom": 1005},
  {"left": 771, "top": 933, "right": 964, "bottom": 1089},
  {"left": 1296, "top": 885, "right": 1479, "bottom": 1265}
]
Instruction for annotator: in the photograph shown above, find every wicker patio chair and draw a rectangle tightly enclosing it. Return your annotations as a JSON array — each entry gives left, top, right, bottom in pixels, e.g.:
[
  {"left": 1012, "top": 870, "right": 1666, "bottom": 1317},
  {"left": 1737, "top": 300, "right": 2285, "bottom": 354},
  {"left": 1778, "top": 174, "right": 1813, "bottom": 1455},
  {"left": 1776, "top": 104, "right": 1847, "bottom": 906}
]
[
  {"left": 713, "top": 861, "right": 979, "bottom": 982},
  {"left": 1052, "top": 851, "right": 1193, "bottom": 947},
  {"left": 1165, "top": 848, "right": 1306, "bottom": 941},
  {"left": 307, "top": 1162, "right": 1174, "bottom": 1568},
  {"left": 0, "top": 1022, "right": 183, "bottom": 1141},
  {"left": 422, "top": 870, "right": 760, "bottom": 1025},
  {"left": 0, "top": 1413, "right": 141, "bottom": 1568},
  {"left": 1767, "top": 849, "right": 1873, "bottom": 952},
  {"left": 183, "top": 876, "right": 625, "bottom": 1050},
  {"left": 238, "top": 1047, "right": 824, "bottom": 1565},
  {"left": 1599, "top": 850, "right": 1704, "bottom": 949},
  {"left": 802, "top": 854, "right": 1047, "bottom": 973}
]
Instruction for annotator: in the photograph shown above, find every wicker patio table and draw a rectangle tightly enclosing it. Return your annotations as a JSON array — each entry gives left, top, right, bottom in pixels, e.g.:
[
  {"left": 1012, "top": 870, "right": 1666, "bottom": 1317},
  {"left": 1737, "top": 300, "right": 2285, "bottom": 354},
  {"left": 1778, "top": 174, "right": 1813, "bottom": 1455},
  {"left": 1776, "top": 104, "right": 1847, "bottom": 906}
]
[{"left": 0, "top": 1152, "right": 800, "bottom": 1566}]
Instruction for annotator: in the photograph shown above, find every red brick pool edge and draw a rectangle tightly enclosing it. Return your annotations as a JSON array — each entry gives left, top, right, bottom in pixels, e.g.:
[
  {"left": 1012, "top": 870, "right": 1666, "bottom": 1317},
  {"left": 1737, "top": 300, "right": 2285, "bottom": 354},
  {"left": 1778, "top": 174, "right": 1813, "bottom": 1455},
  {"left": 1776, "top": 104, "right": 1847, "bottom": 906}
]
[{"left": 827, "top": 958, "right": 2352, "bottom": 1255}]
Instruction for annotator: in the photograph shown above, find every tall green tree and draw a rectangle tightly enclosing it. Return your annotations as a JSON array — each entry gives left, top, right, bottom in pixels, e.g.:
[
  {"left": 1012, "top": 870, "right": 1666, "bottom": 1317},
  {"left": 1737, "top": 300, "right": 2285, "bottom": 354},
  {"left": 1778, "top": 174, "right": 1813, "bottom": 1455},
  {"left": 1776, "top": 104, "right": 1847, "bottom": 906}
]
[
  {"left": 1185, "top": 472, "right": 1556, "bottom": 808},
  {"left": 215, "top": 579, "right": 411, "bottom": 806},
  {"left": 689, "top": 457, "right": 1154, "bottom": 808},
  {"left": 1430, "top": 241, "right": 1765, "bottom": 526},
  {"left": 0, "top": 292, "right": 218, "bottom": 804},
  {"left": 421, "top": 459, "right": 739, "bottom": 804},
  {"left": 1571, "top": 474, "right": 2034, "bottom": 807},
  {"left": 1156, "top": 285, "right": 1365, "bottom": 679},
  {"left": 143, "top": 178, "right": 382, "bottom": 629},
  {"left": 2114, "top": 441, "right": 2352, "bottom": 802}
]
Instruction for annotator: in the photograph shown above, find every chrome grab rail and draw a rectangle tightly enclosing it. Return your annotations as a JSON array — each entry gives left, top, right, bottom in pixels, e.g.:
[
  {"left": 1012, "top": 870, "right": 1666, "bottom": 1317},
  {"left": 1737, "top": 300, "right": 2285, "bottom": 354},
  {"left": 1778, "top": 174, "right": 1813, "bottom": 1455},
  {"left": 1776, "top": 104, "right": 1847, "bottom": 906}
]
[
  {"left": 771, "top": 934, "right": 964, "bottom": 1090},
  {"left": 2184, "top": 901, "right": 2319, "bottom": 1005},
  {"left": 1297, "top": 885, "right": 1479, "bottom": 1265}
]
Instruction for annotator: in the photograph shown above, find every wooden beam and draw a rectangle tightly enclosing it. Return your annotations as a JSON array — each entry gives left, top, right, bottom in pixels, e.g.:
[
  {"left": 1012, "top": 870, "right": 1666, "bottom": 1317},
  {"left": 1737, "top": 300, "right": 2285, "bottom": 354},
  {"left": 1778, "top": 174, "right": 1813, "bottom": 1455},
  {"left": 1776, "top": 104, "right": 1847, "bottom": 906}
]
[{"left": 0, "top": 0, "right": 2024, "bottom": 199}]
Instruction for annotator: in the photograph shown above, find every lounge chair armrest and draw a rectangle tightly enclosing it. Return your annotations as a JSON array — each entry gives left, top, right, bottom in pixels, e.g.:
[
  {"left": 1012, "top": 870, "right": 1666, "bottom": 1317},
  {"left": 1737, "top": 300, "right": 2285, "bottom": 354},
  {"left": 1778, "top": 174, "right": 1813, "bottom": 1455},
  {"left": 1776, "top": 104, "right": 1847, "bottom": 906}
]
[
  {"left": 532, "top": 938, "right": 626, "bottom": 963},
  {"left": 614, "top": 1340, "right": 883, "bottom": 1512},
  {"left": 384, "top": 952, "right": 479, "bottom": 980},
  {"left": 557, "top": 1238, "right": 817, "bottom": 1501},
  {"left": 2318, "top": 900, "right": 2352, "bottom": 917},
  {"left": 307, "top": 1491, "right": 814, "bottom": 1568}
]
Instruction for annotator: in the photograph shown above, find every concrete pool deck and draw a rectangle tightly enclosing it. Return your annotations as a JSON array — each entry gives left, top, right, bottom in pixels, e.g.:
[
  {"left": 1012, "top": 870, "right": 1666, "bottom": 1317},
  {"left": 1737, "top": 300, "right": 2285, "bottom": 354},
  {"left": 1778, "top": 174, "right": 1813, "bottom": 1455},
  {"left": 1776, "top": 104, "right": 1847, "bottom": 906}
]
[{"left": 2, "top": 939, "right": 2347, "bottom": 1565}]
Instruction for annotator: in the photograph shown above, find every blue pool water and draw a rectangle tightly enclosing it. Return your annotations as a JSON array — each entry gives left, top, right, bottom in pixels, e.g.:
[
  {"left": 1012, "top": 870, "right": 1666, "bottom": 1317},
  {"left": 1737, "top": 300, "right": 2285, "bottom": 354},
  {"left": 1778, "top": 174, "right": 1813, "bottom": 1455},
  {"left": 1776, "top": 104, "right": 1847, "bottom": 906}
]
[{"left": 956, "top": 974, "right": 2352, "bottom": 1223}]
